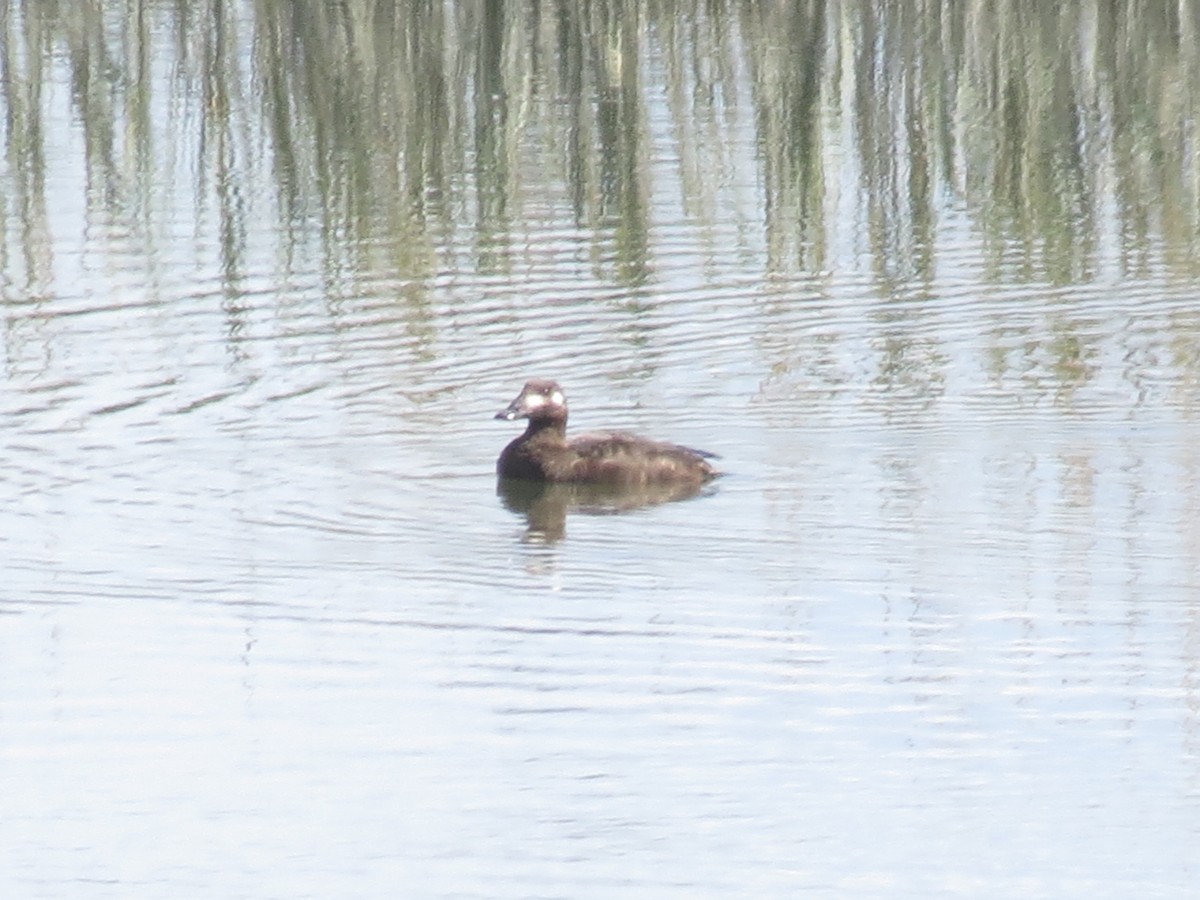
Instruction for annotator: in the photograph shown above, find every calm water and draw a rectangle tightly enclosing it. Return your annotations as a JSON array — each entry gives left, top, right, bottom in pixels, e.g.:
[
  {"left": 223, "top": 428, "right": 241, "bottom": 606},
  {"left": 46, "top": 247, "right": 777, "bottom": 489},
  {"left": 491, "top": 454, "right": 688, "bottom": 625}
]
[{"left": 3, "top": 2, "right": 1200, "bottom": 896}]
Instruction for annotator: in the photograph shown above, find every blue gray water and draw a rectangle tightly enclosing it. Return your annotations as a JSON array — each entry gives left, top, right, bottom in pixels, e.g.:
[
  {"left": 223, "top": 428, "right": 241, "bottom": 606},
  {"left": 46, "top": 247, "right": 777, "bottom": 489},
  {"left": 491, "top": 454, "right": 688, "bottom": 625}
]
[{"left": 3, "top": 3, "right": 1199, "bottom": 896}]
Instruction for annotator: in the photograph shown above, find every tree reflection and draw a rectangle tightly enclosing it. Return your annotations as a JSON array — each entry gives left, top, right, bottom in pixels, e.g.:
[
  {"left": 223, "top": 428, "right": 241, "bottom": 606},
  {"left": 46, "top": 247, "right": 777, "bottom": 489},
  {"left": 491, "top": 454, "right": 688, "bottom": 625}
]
[{"left": 1, "top": 0, "right": 1197, "bottom": 293}]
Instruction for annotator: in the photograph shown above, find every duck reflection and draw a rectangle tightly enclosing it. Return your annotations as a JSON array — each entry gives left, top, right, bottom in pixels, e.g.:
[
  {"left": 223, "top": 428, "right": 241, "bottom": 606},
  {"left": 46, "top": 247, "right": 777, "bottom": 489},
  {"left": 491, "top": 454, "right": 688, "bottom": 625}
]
[{"left": 497, "top": 477, "right": 711, "bottom": 542}]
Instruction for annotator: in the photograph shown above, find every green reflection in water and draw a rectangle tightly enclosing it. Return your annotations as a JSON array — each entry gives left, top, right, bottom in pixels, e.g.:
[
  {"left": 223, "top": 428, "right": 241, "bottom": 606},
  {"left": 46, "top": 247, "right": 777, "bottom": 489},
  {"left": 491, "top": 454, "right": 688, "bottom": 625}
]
[{"left": 1, "top": 1, "right": 1197, "bottom": 291}]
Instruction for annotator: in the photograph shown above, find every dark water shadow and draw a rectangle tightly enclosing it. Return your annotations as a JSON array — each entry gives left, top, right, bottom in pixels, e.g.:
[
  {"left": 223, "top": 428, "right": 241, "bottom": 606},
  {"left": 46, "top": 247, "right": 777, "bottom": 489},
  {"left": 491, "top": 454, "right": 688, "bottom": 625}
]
[{"left": 497, "top": 477, "right": 715, "bottom": 543}]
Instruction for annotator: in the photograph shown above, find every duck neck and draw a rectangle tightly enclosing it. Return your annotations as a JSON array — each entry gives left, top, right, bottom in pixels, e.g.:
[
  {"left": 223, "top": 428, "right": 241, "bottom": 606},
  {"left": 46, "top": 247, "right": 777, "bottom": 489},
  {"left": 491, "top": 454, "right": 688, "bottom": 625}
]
[{"left": 524, "top": 415, "right": 567, "bottom": 442}]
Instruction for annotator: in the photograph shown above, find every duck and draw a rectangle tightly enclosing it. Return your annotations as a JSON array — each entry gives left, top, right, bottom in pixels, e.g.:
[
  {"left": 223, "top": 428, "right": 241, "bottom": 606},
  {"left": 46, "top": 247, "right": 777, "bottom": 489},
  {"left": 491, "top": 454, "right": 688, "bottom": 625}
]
[{"left": 495, "top": 379, "right": 719, "bottom": 486}]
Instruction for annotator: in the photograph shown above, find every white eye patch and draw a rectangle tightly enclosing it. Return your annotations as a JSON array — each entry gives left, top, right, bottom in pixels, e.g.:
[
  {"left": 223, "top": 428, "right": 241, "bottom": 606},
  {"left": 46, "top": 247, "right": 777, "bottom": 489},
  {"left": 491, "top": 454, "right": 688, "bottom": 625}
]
[
  {"left": 523, "top": 393, "right": 546, "bottom": 409},
  {"left": 549, "top": 390, "right": 565, "bottom": 406}
]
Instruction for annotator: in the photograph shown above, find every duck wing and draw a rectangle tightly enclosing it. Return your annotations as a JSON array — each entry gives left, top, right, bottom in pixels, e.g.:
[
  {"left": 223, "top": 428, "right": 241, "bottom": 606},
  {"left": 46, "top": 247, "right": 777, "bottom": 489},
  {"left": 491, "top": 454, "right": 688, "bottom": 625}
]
[{"left": 568, "top": 431, "right": 719, "bottom": 483}]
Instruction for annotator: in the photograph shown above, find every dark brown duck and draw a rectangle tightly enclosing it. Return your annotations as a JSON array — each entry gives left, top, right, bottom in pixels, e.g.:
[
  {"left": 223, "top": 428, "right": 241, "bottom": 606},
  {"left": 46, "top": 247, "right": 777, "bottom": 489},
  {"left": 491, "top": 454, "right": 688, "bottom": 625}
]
[{"left": 495, "top": 379, "right": 719, "bottom": 486}]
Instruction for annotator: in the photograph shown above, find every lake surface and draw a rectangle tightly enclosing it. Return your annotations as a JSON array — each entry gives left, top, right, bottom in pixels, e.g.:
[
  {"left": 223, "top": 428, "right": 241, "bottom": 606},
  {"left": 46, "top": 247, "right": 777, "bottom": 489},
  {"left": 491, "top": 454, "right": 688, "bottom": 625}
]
[{"left": 3, "top": 2, "right": 1200, "bottom": 896}]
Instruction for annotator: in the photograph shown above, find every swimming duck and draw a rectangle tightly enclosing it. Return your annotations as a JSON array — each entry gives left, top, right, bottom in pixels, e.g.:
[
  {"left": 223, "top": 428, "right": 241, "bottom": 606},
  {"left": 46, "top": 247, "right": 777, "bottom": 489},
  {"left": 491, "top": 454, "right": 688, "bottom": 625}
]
[{"left": 495, "top": 379, "right": 719, "bottom": 486}]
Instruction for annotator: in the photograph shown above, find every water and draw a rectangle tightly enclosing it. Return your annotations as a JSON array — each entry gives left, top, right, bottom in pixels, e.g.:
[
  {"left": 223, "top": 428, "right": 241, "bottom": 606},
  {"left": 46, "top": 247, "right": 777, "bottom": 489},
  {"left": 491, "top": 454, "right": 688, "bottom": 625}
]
[{"left": 3, "top": 2, "right": 1200, "bottom": 896}]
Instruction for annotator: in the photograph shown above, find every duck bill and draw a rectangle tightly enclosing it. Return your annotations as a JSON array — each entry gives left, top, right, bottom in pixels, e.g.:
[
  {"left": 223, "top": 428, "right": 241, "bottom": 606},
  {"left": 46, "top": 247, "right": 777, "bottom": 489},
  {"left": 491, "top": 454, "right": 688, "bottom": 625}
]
[{"left": 495, "top": 402, "right": 524, "bottom": 421}]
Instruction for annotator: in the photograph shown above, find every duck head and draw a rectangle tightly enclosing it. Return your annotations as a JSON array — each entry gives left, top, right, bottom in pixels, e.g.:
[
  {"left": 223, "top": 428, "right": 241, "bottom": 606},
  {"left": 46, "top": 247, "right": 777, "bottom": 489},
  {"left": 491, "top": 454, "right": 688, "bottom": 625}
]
[{"left": 495, "top": 379, "right": 568, "bottom": 423}]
